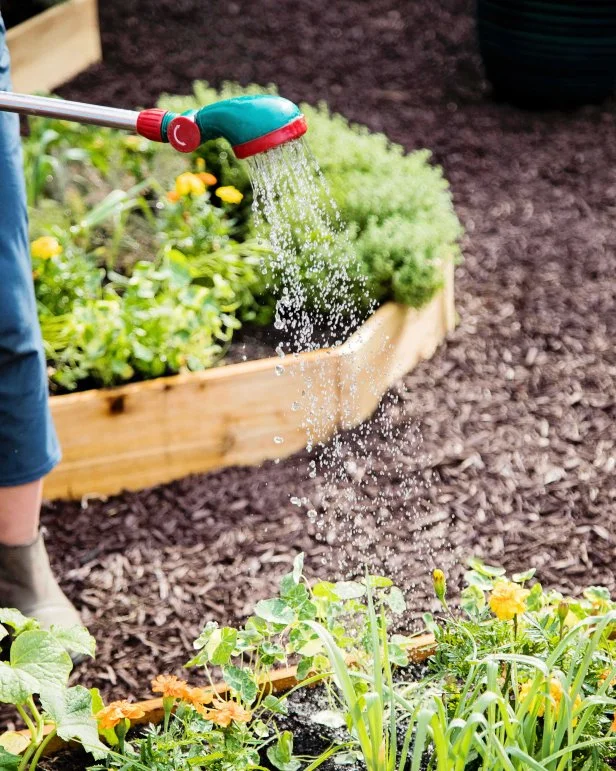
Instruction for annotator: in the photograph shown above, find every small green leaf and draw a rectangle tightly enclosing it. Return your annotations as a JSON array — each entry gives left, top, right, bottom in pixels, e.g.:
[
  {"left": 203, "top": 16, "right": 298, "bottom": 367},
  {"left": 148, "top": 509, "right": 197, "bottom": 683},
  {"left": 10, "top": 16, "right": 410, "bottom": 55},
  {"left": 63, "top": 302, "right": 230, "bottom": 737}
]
[
  {"left": 461, "top": 585, "right": 485, "bottom": 617},
  {"left": 40, "top": 685, "right": 107, "bottom": 759},
  {"left": 512, "top": 569, "right": 536, "bottom": 584},
  {"left": 388, "top": 643, "right": 408, "bottom": 667},
  {"left": 466, "top": 558, "right": 506, "bottom": 578},
  {"left": 267, "top": 731, "right": 300, "bottom": 771},
  {"left": 297, "top": 638, "right": 323, "bottom": 657},
  {"left": 254, "top": 599, "right": 295, "bottom": 626},
  {"left": 0, "top": 662, "right": 38, "bottom": 705},
  {"left": 90, "top": 688, "right": 117, "bottom": 746},
  {"left": 262, "top": 694, "right": 288, "bottom": 716},
  {"left": 333, "top": 581, "right": 365, "bottom": 600},
  {"left": 526, "top": 583, "right": 544, "bottom": 612},
  {"left": 312, "top": 581, "right": 339, "bottom": 601},
  {"left": 252, "top": 719, "right": 270, "bottom": 738},
  {"left": 222, "top": 665, "right": 257, "bottom": 704},
  {"left": 292, "top": 553, "right": 304, "bottom": 583},
  {"left": 421, "top": 613, "right": 439, "bottom": 635},
  {"left": 208, "top": 628, "right": 238, "bottom": 666},
  {"left": 464, "top": 570, "right": 494, "bottom": 591},
  {"left": 296, "top": 657, "right": 314, "bottom": 681},
  {"left": 365, "top": 576, "right": 393, "bottom": 589},
  {"left": 385, "top": 587, "right": 406, "bottom": 614},
  {"left": 584, "top": 586, "right": 611, "bottom": 604}
]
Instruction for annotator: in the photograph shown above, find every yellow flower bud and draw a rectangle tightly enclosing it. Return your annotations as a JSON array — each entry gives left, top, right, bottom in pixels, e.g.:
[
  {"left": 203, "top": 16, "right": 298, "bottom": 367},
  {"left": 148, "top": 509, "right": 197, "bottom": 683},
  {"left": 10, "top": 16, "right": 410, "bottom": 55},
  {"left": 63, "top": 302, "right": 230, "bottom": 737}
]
[
  {"left": 432, "top": 569, "right": 446, "bottom": 603},
  {"left": 31, "top": 236, "right": 62, "bottom": 260}
]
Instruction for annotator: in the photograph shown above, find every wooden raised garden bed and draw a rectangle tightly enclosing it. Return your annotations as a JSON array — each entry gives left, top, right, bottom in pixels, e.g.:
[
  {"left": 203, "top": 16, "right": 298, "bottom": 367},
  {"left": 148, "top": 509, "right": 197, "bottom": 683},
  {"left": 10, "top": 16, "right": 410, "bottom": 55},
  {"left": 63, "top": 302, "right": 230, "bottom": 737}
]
[
  {"left": 17, "top": 634, "right": 437, "bottom": 758},
  {"left": 6, "top": 0, "right": 101, "bottom": 94},
  {"left": 44, "top": 262, "right": 455, "bottom": 500}
]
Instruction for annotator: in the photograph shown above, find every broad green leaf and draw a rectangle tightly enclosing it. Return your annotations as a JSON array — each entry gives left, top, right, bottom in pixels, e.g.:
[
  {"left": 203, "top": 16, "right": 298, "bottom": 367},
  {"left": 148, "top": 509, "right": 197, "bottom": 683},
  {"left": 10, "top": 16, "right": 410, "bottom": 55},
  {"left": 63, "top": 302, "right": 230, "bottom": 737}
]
[
  {"left": 584, "top": 586, "right": 611, "bottom": 604},
  {"left": 258, "top": 641, "right": 286, "bottom": 666},
  {"left": 296, "top": 656, "right": 314, "bottom": 681},
  {"left": 267, "top": 730, "right": 300, "bottom": 771},
  {"left": 193, "top": 621, "right": 219, "bottom": 650},
  {"left": 0, "top": 732, "right": 29, "bottom": 755},
  {"left": 254, "top": 599, "right": 295, "bottom": 626},
  {"left": 388, "top": 643, "right": 409, "bottom": 667},
  {"left": 312, "top": 581, "right": 338, "bottom": 600},
  {"left": 333, "top": 581, "right": 365, "bottom": 600},
  {"left": 50, "top": 625, "right": 96, "bottom": 658},
  {"left": 10, "top": 631, "right": 72, "bottom": 697},
  {"left": 464, "top": 570, "right": 494, "bottom": 591},
  {"left": 0, "top": 746, "right": 20, "bottom": 769},
  {"left": 526, "top": 583, "right": 544, "bottom": 612},
  {"left": 466, "top": 558, "right": 506, "bottom": 578},
  {"left": 0, "top": 609, "right": 38, "bottom": 636},
  {"left": 512, "top": 569, "right": 537, "bottom": 584},
  {"left": 90, "top": 688, "right": 117, "bottom": 746},
  {"left": 40, "top": 685, "right": 107, "bottom": 759},
  {"left": 365, "top": 576, "right": 393, "bottom": 589},
  {"left": 252, "top": 719, "right": 270, "bottom": 738},
  {"left": 461, "top": 585, "right": 485, "bottom": 617},
  {"left": 385, "top": 587, "right": 406, "bottom": 614},
  {"left": 282, "top": 584, "right": 316, "bottom": 620},
  {"left": 208, "top": 628, "right": 238, "bottom": 666},
  {"left": 0, "top": 662, "right": 38, "bottom": 705},
  {"left": 262, "top": 694, "right": 288, "bottom": 715},
  {"left": 221, "top": 665, "right": 257, "bottom": 704},
  {"left": 298, "top": 638, "right": 323, "bottom": 657},
  {"left": 310, "top": 709, "right": 346, "bottom": 728}
]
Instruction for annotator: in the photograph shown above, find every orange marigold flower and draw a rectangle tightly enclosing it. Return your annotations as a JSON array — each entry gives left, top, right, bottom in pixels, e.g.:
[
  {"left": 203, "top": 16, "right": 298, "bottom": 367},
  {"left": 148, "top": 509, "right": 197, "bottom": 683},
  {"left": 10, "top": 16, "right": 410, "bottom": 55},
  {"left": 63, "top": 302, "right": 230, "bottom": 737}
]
[
  {"left": 599, "top": 669, "right": 616, "bottom": 689},
  {"left": 611, "top": 711, "right": 616, "bottom": 732},
  {"left": 96, "top": 700, "right": 145, "bottom": 730},
  {"left": 197, "top": 172, "right": 217, "bottom": 186},
  {"left": 151, "top": 674, "right": 190, "bottom": 700},
  {"left": 166, "top": 190, "right": 180, "bottom": 203},
  {"left": 519, "top": 678, "right": 582, "bottom": 725},
  {"left": 488, "top": 580, "right": 529, "bottom": 621},
  {"left": 200, "top": 699, "right": 252, "bottom": 727},
  {"left": 184, "top": 686, "right": 214, "bottom": 707}
]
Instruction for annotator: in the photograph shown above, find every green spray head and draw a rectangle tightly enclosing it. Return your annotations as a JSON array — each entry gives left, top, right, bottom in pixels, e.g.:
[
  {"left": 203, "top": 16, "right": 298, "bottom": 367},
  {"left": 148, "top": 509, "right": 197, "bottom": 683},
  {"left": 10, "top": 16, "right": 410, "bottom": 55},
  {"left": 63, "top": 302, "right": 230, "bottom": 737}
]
[{"left": 136, "top": 95, "right": 307, "bottom": 157}]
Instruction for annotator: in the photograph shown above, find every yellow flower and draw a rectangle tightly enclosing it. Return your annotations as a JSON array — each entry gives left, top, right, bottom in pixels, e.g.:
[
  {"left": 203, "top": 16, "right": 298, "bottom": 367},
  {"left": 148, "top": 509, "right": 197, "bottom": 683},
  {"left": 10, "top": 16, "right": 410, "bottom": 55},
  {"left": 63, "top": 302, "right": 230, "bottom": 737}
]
[
  {"left": 216, "top": 185, "right": 243, "bottom": 204},
  {"left": 175, "top": 171, "right": 206, "bottom": 197},
  {"left": 197, "top": 699, "right": 252, "bottom": 727},
  {"left": 488, "top": 580, "right": 529, "bottom": 621},
  {"left": 196, "top": 157, "right": 206, "bottom": 172},
  {"left": 96, "top": 700, "right": 145, "bottom": 730},
  {"left": 31, "top": 236, "right": 62, "bottom": 260},
  {"left": 611, "top": 711, "right": 616, "bottom": 732}
]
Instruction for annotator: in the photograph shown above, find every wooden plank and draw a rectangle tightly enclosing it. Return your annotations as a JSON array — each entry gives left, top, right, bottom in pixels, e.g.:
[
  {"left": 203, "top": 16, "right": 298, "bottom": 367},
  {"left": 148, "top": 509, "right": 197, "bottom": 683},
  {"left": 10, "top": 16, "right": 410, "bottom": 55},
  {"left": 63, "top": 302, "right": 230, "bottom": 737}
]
[
  {"left": 7, "top": 0, "right": 101, "bottom": 94},
  {"left": 15, "top": 637, "right": 437, "bottom": 756},
  {"left": 45, "top": 265, "right": 455, "bottom": 500}
]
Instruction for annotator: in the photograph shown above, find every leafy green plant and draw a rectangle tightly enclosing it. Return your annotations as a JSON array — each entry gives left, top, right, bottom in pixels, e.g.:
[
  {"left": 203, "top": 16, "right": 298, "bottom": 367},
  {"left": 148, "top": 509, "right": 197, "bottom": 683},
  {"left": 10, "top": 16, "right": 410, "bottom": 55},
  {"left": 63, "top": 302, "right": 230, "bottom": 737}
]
[{"left": 0, "top": 608, "right": 106, "bottom": 770}]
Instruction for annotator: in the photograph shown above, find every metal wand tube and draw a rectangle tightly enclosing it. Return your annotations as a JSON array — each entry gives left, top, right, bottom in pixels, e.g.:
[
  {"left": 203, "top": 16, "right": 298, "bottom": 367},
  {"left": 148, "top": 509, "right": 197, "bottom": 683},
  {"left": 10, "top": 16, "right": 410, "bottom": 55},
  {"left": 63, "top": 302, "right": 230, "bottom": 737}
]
[{"left": 0, "top": 91, "right": 139, "bottom": 131}]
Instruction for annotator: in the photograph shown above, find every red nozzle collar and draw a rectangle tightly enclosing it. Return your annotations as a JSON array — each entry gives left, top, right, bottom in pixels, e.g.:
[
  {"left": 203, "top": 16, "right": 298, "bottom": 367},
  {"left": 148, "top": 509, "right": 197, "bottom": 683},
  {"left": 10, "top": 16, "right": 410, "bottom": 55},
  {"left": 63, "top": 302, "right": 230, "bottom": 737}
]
[{"left": 232, "top": 115, "right": 307, "bottom": 159}]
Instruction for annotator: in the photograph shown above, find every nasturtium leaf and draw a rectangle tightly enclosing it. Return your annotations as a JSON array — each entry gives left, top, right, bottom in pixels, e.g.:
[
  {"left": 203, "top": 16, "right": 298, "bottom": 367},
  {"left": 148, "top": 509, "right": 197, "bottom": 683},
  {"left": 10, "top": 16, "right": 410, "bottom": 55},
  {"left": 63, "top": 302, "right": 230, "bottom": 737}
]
[
  {"left": 10, "top": 631, "right": 72, "bottom": 698},
  {"left": 0, "top": 731, "right": 29, "bottom": 755},
  {"left": 310, "top": 709, "right": 346, "bottom": 729},
  {"left": 333, "top": 581, "right": 365, "bottom": 600},
  {"left": 252, "top": 719, "right": 270, "bottom": 738},
  {"left": 365, "top": 576, "right": 393, "bottom": 589},
  {"left": 333, "top": 750, "right": 363, "bottom": 766},
  {"left": 464, "top": 570, "right": 494, "bottom": 591},
  {"left": 207, "top": 628, "right": 238, "bottom": 666},
  {"left": 267, "top": 731, "right": 300, "bottom": 771},
  {"left": 222, "top": 665, "right": 257, "bottom": 704},
  {"left": 0, "top": 609, "right": 38, "bottom": 636},
  {"left": 262, "top": 694, "right": 288, "bottom": 715},
  {"left": 0, "top": 662, "right": 38, "bottom": 705},
  {"left": 234, "top": 627, "right": 261, "bottom": 654},
  {"left": 466, "top": 558, "right": 506, "bottom": 578},
  {"left": 512, "top": 569, "right": 537, "bottom": 584},
  {"left": 258, "top": 641, "right": 286, "bottom": 666},
  {"left": 50, "top": 625, "right": 96, "bottom": 658},
  {"left": 312, "top": 581, "right": 339, "bottom": 601},
  {"left": 297, "top": 638, "right": 323, "bottom": 657},
  {"left": 245, "top": 616, "right": 268, "bottom": 635},
  {"left": 282, "top": 584, "right": 316, "bottom": 620},
  {"left": 254, "top": 599, "right": 295, "bottom": 626},
  {"left": 40, "top": 685, "right": 107, "bottom": 759},
  {"left": 385, "top": 587, "right": 406, "bottom": 614},
  {"left": 0, "top": 746, "right": 20, "bottom": 769},
  {"left": 279, "top": 574, "right": 296, "bottom": 598},
  {"left": 388, "top": 643, "right": 408, "bottom": 667},
  {"left": 193, "top": 621, "right": 219, "bottom": 651},
  {"left": 296, "top": 656, "right": 314, "bottom": 681}
]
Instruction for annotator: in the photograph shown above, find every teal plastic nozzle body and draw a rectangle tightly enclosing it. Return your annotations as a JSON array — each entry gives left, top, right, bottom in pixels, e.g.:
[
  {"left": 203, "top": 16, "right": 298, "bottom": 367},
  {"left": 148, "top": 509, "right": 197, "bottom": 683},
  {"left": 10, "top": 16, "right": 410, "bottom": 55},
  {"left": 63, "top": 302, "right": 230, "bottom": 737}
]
[{"left": 137, "top": 94, "right": 307, "bottom": 157}]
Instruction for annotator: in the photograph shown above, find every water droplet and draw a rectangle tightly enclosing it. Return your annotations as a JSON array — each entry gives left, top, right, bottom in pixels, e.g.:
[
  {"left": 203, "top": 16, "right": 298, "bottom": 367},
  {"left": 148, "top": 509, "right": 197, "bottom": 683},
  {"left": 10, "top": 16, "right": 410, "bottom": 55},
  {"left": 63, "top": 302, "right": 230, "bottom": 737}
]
[
  {"left": 290, "top": 497, "right": 301, "bottom": 506},
  {"left": 275, "top": 364, "right": 284, "bottom": 376},
  {"left": 274, "top": 436, "right": 284, "bottom": 445},
  {"left": 291, "top": 401, "right": 300, "bottom": 411},
  {"left": 307, "top": 509, "right": 317, "bottom": 522}
]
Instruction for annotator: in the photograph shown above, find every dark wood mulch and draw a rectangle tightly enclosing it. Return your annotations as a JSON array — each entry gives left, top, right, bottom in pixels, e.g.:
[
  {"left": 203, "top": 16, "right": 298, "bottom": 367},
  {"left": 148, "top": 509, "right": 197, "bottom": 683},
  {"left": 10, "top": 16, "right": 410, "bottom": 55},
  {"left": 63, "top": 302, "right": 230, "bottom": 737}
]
[{"left": 3, "top": 0, "right": 616, "bottom": 748}]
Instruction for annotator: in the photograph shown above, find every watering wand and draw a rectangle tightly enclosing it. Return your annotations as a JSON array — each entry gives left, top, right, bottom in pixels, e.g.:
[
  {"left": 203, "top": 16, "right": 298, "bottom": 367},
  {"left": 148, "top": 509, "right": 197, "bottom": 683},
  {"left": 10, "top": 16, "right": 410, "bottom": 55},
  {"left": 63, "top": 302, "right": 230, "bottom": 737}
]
[{"left": 0, "top": 92, "right": 307, "bottom": 158}]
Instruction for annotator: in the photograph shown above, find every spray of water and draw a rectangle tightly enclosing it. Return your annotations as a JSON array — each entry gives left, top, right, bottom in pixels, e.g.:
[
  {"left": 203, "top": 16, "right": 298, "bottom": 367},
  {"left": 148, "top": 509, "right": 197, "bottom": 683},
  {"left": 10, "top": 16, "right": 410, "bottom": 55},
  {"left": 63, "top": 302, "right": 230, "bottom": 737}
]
[{"left": 248, "top": 139, "right": 440, "bottom": 584}]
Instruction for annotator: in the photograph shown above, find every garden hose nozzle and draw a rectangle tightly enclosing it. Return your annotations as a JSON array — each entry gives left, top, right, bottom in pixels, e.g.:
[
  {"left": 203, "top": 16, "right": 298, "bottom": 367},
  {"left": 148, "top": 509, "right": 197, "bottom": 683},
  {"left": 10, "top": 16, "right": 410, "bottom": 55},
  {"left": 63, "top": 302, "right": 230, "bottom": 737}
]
[{"left": 0, "top": 92, "right": 307, "bottom": 158}]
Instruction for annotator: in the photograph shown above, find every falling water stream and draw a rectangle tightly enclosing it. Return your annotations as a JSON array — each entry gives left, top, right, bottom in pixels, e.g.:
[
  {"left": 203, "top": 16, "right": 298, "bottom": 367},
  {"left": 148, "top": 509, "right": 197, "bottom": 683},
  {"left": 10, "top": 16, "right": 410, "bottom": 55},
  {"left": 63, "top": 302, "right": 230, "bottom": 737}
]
[{"left": 247, "top": 139, "right": 437, "bottom": 582}]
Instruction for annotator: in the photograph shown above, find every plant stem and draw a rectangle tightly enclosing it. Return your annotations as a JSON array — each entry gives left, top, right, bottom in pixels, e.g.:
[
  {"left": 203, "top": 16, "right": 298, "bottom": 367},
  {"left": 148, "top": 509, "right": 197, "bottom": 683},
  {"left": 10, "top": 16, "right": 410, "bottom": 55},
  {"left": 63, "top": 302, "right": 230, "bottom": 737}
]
[
  {"left": 26, "top": 697, "right": 44, "bottom": 743},
  {"left": 28, "top": 729, "right": 57, "bottom": 771}
]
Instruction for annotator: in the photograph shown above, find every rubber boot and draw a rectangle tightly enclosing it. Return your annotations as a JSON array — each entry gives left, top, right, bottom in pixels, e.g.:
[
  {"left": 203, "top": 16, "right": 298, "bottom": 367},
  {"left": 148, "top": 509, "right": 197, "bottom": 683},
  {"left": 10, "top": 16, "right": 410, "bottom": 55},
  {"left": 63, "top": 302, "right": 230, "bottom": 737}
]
[{"left": 0, "top": 532, "right": 86, "bottom": 663}]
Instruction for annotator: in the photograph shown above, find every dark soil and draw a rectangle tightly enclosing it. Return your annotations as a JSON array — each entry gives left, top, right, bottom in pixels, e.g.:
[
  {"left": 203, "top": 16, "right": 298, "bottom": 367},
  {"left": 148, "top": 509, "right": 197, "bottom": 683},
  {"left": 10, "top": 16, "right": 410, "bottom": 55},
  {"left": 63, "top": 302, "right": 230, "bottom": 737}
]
[{"left": 3, "top": 0, "right": 616, "bottom": 760}]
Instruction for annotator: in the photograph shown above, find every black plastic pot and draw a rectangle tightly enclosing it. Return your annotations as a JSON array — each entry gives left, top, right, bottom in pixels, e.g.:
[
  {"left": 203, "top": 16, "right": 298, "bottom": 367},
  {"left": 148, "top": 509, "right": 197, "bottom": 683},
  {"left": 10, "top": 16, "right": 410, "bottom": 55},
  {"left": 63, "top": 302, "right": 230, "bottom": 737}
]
[{"left": 477, "top": 0, "right": 616, "bottom": 107}]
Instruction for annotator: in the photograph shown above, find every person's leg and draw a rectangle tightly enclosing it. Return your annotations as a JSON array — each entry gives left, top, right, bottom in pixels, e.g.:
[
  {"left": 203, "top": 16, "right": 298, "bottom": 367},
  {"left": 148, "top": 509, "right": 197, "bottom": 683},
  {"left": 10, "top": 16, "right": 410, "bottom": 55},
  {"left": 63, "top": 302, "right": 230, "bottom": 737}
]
[{"left": 0, "top": 14, "right": 81, "bottom": 634}]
